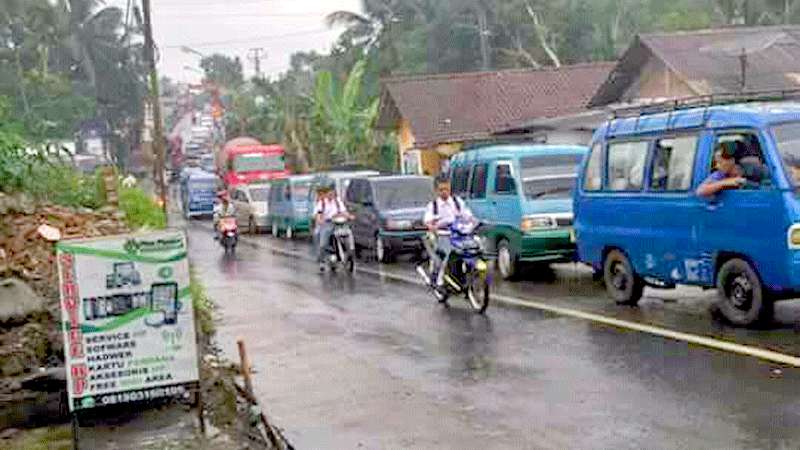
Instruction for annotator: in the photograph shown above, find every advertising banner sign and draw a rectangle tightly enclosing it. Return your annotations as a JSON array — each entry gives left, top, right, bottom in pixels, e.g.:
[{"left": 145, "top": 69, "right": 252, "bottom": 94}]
[{"left": 56, "top": 230, "right": 198, "bottom": 411}]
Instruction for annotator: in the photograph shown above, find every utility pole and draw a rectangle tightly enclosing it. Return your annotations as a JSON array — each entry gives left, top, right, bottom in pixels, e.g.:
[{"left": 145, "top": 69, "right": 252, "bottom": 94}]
[
  {"left": 476, "top": 5, "right": 491, "bottom": 70},
  {"left": 248, "top": 48, "right": 266, "bottom": 79},
  {"left": 142, "top": 0, "right": 168, "bottom": 217}
]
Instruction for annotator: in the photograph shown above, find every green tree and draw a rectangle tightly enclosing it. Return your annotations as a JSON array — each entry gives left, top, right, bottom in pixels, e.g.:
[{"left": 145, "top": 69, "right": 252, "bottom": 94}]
[
  {"left": 200, "top": 54, "right": 244, "bottom": 89},
  {"left": 0, "top": 0, "right": 146, "bottom": 166}
]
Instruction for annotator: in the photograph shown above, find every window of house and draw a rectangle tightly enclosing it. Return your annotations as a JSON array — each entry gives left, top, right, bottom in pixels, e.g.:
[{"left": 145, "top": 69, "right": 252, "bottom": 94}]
[
  {"left": 583, "top": 143, "right": 603, "bottom": 191},
  {"left": 649, "top": 135, "right": 698, "bottom": 191},
  {"left": 607, "top": 140, "right": 649, "bottom": 191},
  {"left": 470, "top": 164, "right": 488, "bottom": 198}
]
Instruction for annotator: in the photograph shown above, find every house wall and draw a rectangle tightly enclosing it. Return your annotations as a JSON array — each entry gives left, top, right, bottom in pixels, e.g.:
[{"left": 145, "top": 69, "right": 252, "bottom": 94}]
[
  {"left": 397, "top": 119, "right": 461, "bottom": 176},
  {"left": 622, "top": 56, "right": 696, "bottom": 102},
  {"left": 397, "top": 118, "right": 415, "bottom": 155}
]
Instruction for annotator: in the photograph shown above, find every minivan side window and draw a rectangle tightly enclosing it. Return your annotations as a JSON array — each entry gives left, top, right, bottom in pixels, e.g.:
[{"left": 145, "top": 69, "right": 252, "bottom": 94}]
[
  {"left": 494, "top": 163, "right": 515, "bottom": 194},
  {"left": 583, "top": 143, "right": 602, "bottom": 191},
  {"left": 470, "top": 164, "right": 488, "bottom": 198},
  {"left": 608, "top": 140, "right": 649, "bottom": 191},
  {"left": 346, "top": 180, "right": 361, "bottom": 203},
  {"left": 363, "top": 183, "right": 374, "bottom": 205},
  {"left": 649, "top": 135, "right": 698, "bottom": 191},
  {"left": 452, "top": 166, "right": 469, "bottom": 196},
  {"left": 712, "top": 132, "right": 772, "bottom": 189}
]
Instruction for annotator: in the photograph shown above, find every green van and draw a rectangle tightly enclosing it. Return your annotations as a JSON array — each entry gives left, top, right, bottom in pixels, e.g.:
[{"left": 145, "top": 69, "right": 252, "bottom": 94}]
[
  {"left": 449, "top": 144, "right": 587, "bottom": 279},
  {"left": 267, "top": 175, "right": 313, "bottom": 239}
]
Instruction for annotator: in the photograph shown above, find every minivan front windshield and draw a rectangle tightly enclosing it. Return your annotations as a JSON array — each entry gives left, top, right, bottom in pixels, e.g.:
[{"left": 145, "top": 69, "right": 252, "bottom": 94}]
[
  {"left": 520, "top": 155, "right": 582, "bottom": 199},
  {"left": 375, "top": 179, "right": 433, "bottom": 210},
  {"left": 772, "top": 122, "right": 800, "bottom": 188}
]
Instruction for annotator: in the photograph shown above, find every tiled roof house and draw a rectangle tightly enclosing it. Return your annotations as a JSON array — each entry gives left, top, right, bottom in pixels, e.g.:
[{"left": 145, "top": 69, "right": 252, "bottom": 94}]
[{"left": 376, "top": 63, "right": 613, "bottom": 175}]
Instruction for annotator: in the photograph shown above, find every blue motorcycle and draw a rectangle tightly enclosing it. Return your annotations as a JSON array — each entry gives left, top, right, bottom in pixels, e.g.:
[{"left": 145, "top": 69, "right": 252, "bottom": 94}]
[{"left": 416, "top": 217, "right": 491, "bottom": 313}]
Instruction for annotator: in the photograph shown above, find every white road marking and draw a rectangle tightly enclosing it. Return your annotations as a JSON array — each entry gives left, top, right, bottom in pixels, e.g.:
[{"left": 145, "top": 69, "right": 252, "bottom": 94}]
[{"left": 204, "top": 226, "right": 800, "bottom": 368}]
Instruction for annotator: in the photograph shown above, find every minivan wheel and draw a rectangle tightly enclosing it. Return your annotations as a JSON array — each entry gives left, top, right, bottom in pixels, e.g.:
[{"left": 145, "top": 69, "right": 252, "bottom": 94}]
[
  {"left": 603, "top": 249, "right": 644, "bottom": 305},
  {"left": 497, "top": 240, "right": 518, "bottom": 280},
  {"left": 716, "top": 258, "right": 773, "bottom": 327},
  {"left": 248, "top": 217, "right": 256, "bottom": 235}
]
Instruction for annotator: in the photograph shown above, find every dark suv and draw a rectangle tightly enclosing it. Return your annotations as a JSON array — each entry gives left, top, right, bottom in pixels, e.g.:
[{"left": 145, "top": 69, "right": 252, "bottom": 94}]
[{"left": 345, "top": 175, "right": 433, "bottom": 263}]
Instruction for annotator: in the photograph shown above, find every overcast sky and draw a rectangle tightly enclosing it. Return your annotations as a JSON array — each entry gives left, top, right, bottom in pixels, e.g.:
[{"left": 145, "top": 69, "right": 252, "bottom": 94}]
[{"left": 108, "top": 0, "right": 361, "bottom": 83}]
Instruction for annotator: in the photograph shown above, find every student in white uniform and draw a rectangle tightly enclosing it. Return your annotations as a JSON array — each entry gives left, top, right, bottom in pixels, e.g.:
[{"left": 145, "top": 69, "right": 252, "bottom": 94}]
[
  {"left": 423, "top": 177, "right": 474, "bottom": 287},
  {"left": 313, "top": 184, "right": 353, "bottom": 271}
]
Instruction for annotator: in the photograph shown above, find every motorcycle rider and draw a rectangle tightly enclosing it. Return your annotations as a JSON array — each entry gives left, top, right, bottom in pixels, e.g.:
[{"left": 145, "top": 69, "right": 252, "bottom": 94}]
[
  {"left": 212, "top": 190, "right": 236, "bottom": 240},
  {"left": 423, "top": 176, "right": 474, "bottom": 288},
  {"left": 313, "top": 183, "right": 354, "bottom": 271}
]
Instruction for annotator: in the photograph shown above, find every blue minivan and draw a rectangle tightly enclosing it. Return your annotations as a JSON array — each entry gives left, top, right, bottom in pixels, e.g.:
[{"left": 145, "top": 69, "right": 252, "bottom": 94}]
[
  {"left": 575, "top": 100, "right": 800, "bottom": 326},
  {"left": 181, "top": 170, "right": 217, "bottom": 218},
  {"left": 450, "top": 144, "right": 588, "bottom": 279}
]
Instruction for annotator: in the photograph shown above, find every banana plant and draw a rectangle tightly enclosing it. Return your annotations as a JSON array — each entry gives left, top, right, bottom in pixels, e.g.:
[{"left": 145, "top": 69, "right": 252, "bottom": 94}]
[{"left": 312, "top": 59, "right": 380, "bottom": 167}]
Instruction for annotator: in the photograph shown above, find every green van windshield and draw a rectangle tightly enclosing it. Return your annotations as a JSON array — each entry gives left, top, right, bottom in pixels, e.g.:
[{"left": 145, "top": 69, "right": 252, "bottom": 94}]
[{"left": 520, "top": 155, "right": 582, "bottom": 200}]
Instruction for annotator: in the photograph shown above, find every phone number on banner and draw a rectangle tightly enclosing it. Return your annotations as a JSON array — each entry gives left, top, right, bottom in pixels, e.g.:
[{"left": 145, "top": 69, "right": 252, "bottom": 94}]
[{"left": 81, "top": 383, "right": 194, "bottom": 408}]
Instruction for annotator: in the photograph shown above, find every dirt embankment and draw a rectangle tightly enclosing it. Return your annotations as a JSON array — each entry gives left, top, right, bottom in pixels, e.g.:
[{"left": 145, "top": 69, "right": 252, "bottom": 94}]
[{"left": 0, "top": 193, "right": 129, "bottom": 421}]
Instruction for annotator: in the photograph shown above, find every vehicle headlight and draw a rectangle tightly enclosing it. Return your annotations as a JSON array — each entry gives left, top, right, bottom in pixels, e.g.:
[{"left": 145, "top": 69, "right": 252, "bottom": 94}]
[
  {"left": 788, "top": 224, "right": 800, "bottom": 248},
  {"left": 521, "top": 216, "right": 554, "bottom": 232},
  {"left": 385, "top": 219, "right": 412, "bottom": 230}
]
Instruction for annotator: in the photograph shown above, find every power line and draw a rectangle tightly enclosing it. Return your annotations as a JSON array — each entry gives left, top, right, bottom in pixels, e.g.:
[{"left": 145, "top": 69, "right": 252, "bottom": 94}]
[
  {"left": 159, "top": 12, "right": 326, "bottom": 19},
  {"left": 165, "top": 28, "right": 332, "bottom": 48}
]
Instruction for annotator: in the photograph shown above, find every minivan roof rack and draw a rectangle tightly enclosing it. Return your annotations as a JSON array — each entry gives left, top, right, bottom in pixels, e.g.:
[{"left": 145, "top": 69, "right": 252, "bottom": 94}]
[{"left": 608, "top": 89, "right": 800, "bottom": 120}]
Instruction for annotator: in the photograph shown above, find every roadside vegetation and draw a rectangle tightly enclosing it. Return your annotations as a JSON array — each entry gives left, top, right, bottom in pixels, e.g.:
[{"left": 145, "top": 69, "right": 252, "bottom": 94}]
[{"left": 1, "top": 96, "right": 164, "bottom": 230}]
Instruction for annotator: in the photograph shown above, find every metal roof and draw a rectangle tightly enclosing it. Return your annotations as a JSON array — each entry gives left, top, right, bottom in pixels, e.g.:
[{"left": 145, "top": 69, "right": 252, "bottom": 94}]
[
  {"left": 590, "top": 26, "right": 800, "bottom": 107},
  {"left": 377, "top": 63, "right": 614, "bottom": 148}
]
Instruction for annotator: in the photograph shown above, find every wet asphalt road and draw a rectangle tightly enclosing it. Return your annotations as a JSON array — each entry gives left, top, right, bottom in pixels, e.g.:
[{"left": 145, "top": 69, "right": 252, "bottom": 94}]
[{"left": 187, "top": 223, "right": 800, "bottom": 449}]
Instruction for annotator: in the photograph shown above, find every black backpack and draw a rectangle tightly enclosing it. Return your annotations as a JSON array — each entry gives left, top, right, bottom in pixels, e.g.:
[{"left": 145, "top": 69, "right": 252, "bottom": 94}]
[{"left": 432, "top": 196, "right": 462, "bottom": 216}]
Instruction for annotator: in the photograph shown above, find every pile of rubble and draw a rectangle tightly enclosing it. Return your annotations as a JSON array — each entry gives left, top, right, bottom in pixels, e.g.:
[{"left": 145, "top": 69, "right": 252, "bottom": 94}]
[
  {"left": 0, "top": 192, "right": 129, "bottom": 382},
  {"left": 0, "top": 193, "right": 129, "bottom": 303}
]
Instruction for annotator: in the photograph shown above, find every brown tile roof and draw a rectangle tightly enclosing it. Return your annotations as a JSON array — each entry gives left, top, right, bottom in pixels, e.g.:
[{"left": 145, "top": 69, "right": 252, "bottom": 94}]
[
  {"left": 377, "top": 63, "right": 614, "bottom": 148},
  {"left": 591, "top": 25, "right": 800, "bottom": 107}
]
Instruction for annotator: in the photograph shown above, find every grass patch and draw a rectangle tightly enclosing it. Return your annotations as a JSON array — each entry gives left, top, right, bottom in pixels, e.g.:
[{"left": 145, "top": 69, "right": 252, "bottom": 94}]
[
  {"left": 119, "top": 184, "right": 166, "bottom": 230},
  {"left": 5, "top": 425, "right": 73, "bottom": 450},
  {"left": 190, "top": 266, "right": 216, "bottom": 339}
]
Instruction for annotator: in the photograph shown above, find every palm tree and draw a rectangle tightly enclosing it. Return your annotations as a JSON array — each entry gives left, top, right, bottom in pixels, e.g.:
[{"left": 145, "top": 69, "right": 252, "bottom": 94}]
[
  {"left": 325, "top": 0, "right": 428, "bottom": 72},
  {"left": 58, "top": 0, "right": 128, "bottom": 89}
]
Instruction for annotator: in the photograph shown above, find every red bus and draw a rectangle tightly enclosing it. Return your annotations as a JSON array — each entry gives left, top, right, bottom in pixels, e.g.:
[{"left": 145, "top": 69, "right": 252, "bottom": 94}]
[{"left": 220, "top": 143, "right": 290, "bottom": 188}]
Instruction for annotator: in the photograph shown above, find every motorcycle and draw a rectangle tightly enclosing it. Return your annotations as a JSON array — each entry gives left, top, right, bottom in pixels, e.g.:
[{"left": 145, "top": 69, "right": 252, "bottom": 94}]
[
  {"left": 218, "top": 216, "right": 239, "bottom": 256},
  {"left": 416, "top": 217, "right": 491, "bottom": 313},
  {"left": 323, "top": 215, "right": 355, "bottom": 274}
]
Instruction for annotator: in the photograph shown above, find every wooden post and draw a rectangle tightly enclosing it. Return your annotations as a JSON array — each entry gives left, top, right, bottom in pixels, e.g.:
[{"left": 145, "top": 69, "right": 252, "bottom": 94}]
[
  {"left": 237, "top": 338, "right": 254, "bottom": 396},
  {"left": 71, "top": 412, "right": 80, "bottom": 450},
  {"left": 197, "top": 384, "right": 206, "bottom": 436},
  {"left": 102, "top": 166, "right": 118, "bottom": 206}
]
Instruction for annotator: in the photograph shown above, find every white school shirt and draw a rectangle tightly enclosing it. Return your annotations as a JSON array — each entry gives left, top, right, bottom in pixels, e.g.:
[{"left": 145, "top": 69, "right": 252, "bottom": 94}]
[
  {"left": 423, "top": 196, "right": 472, "bottom": 227},
  {"left": 314, "top": 198, "right": 347, "bottom": 221}
]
